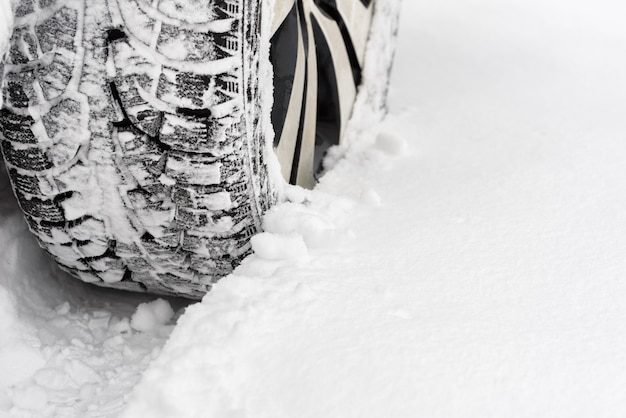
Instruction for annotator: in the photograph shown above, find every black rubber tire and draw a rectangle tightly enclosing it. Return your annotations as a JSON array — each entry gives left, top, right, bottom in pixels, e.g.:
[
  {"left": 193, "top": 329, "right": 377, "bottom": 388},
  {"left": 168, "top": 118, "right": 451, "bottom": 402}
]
[{"left": 1, "top": 0, "right": 277, "bottom": 298}]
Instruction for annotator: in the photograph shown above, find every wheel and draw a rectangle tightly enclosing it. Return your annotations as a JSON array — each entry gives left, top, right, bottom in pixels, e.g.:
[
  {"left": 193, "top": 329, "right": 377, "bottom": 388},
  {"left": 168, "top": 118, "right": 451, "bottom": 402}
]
[
  {"left": 270, "top": 0, "right": 377, "bottom": 188},
  {"left": 0, "top": 0, "right": 399, "bottom": 298}
]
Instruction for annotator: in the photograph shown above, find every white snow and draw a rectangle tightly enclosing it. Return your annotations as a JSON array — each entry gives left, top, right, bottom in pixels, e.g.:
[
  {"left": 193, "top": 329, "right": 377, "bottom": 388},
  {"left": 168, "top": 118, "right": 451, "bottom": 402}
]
[
  {"left": 250, "top": 232, "right": 308, "bottom": 261},
  {"left": 12, "top": 386, "right": 48, "bottom": 412},
  {"left": 2, "top": 0, "right": 626, "bottom": 417},
  {"left": 130, "top": 299, "right": 175, "bottom": 333}
]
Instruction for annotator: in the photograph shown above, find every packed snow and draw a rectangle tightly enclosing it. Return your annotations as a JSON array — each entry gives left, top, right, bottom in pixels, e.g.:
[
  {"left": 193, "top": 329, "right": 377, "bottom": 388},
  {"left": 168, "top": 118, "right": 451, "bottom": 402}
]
[{"left": 3, "top": 0, "right": 626, "bottom": 417}]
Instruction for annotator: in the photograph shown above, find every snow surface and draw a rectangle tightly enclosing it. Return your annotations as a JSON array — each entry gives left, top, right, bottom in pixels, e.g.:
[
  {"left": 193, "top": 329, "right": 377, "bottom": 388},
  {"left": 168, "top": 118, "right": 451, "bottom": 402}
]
[{"left": 3, "top": 0, "right": 626, "bottom": 416}]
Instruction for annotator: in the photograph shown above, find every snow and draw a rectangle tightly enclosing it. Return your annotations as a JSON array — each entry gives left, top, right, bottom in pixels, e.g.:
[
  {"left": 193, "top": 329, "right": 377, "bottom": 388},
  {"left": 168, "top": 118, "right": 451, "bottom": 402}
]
[
  {"left": 2, "top": 0, "right": 626, "bottom": 416},
  {"left": 130, "top": 300, "right": 175, "bottom": 333},
  {"left": 250, "top": 232, "right": 308, "bottom": 261}
]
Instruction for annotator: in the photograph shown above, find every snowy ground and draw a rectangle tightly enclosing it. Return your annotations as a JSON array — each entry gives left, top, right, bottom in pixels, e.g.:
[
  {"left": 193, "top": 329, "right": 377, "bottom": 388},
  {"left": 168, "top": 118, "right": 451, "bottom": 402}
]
[{"left": 3, "top": 0, "right": 626, "bottom": 416}]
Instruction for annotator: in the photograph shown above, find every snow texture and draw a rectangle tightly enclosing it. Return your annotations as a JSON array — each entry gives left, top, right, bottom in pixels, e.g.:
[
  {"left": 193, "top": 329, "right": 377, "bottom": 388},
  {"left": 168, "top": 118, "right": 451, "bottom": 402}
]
[
  {"left": 3, "top": 0, "right": 626, "bottom": 417},
  {"left": 130, "top": 300, "right": 175, "bottom": 333}
]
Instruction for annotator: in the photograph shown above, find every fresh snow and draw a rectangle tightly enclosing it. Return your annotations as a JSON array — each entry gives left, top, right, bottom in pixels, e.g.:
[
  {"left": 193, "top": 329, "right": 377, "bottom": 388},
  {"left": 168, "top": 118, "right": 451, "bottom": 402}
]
[
  {"left": 3, "top": 0, "right": 626, "bottom": 417},
  {"left": 129, "top": 300, "right": 175, "bottom": 333}
]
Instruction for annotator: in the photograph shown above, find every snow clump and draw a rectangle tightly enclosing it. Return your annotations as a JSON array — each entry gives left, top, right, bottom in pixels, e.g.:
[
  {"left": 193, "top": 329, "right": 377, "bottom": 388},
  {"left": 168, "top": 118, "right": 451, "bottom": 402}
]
[
  {"left": 130, "top": 299, "right": 175, "bottom": 332},
  {"left": 250, "top": 232, "right": 308, "bottom": 261}
]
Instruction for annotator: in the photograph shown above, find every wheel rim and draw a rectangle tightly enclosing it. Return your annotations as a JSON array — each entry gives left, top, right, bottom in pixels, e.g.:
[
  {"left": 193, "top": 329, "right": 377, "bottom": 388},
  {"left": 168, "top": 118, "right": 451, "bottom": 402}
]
[{"left": 270, "top": 0, "right": 374, "bottom": 187}]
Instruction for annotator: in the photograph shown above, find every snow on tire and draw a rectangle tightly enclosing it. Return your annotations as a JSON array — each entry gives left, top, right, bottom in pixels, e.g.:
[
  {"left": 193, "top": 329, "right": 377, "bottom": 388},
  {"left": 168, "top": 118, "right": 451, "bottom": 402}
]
[
  {"left": 0, "top": 0, "right": 400, "bottom": 299},
  {"left": 1, "top": 0, "right": 277, "bottom": 298}
]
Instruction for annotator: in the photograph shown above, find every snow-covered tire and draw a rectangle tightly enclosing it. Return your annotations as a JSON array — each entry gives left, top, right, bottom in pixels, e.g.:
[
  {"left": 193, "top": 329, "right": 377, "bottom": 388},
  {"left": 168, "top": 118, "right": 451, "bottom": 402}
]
[
  {"left": 0, "top": 0, "right": 400, "bottom": 298},
  {"left": 1, "top": 0, "right": 276, "bottom": 298}
]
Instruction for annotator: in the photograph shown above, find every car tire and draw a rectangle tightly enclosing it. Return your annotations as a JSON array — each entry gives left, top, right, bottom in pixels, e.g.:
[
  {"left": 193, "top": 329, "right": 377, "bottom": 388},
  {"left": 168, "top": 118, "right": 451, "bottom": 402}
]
[{"left": 0, "top": 0, "right": 400, "bottom": 298}]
